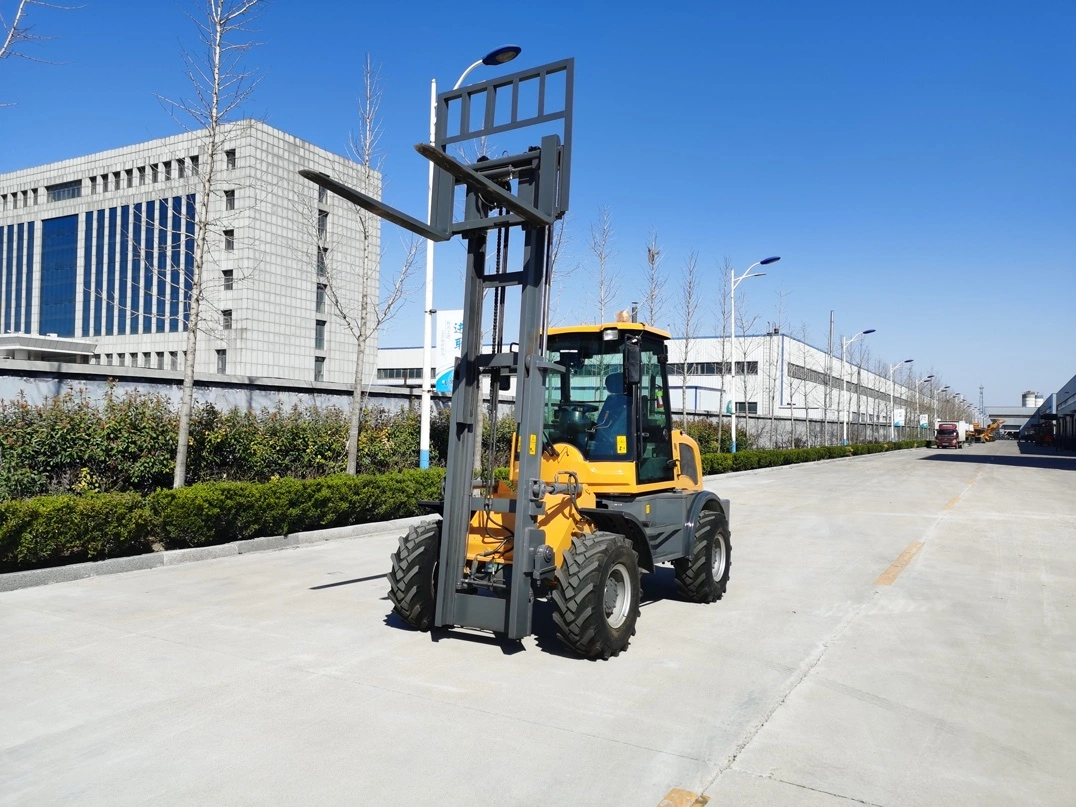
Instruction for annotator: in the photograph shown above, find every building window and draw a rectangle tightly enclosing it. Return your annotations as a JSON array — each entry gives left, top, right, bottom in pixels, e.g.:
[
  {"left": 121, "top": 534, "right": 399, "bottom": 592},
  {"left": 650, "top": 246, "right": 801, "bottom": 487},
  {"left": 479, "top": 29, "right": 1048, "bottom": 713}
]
[
  {"left": 318, "top": 185, "right": 327, "bottom": 204},
  {"left": 90, "top": 177, "right": 97, "bottom": 195},
  {"left": 223, "top": 229, "right": 234, "bottom": 251},
  {"left": 46, "top": 180, "right": 82, "bottom": 202},
  {"left": 317, "top": 210, "right": 328, "bottom": 239},
  {"left": 143, "top": 352, "right": 152, "bottom": 368},
  {"left": 222, "top": 269, "right": 234, "bottom": 290},
  {"left": 315, "top": 320, "right": 326, "bottom": 350},
  {"left": 126, "top": 169, "right": 134, "bottom": 188},
  {"left": 164, "top": 161, "right": 172, "bottom": 181},
  {"left": 130, "top": 354, "right": 138, "bottom": 368},
  {"left": 224, "top": 189, "right": 235, "bottom": 210},
  {"left": 216, "top": 349, "right": 227, "bottom": 374},
  {"left": 222, "top": 309, "right": 232, "bottom": 330},
  {"left": 734, "top": 402, "right": 759, "bottom": 415},
  {"left": 156, "top": 351, "right": 165, "bottom": 369},
  {"left": 177, "top": 158, "right": 185, "bottom": 179},
  {"left": 117, "top": 354, "right": 125, "bottom": 366},
  {"left": 169, "top": 351, "right": 179, "bottom": 370},
  {"left": 225, "top": 149, "right": 236, "bottom": 169},
  {"left": 105, "top": 353, "right": 113, "bottom": 365},
  {"left": 317, "top": 246, "right": 328, "bottom": 276},
  {"left": 190, "top": 155, "right": 199, "bottom": 175},
  {"left": 377, "top": 367, "right": 427, "bottom": 380},
  {"left": 151, "top": 164, "right": 159, "bottom": 183},
  {"left": 138, "top": 166, "right": 146, "bottom": 186},
  {"left": 316, "top": 284, "right": 326, "bottom": 314},
  {"left": 314, "top": 356, "right": 325, "bottom": 382},
  {"left": 100, "top": 174, "right": 108, "bottom": 192},
  {"left": 113, "top": 172, "right": 122, "bottom": 189}
]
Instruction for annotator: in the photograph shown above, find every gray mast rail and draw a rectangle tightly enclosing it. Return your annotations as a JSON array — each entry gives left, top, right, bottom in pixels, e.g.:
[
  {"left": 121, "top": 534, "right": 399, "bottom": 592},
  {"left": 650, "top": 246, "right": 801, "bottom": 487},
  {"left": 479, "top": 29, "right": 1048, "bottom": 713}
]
[{"left": 301, "top": 58, "right": 574, "bottom": 641}]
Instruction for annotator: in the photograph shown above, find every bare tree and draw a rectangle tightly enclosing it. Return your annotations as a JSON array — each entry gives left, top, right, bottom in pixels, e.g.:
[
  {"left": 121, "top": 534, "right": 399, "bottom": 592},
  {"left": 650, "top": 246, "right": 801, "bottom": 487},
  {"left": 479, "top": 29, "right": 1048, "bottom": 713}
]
[
  {"left": 678, "top": 250, "right": 700, "bottom": 427},
  {"left": 1, "top": 0, "right": 67, "bottom": 63},
  {"left": 159, "top": 0, "right": 265, "bottom": 488},
  {"left": 766, "top": 290, "right": 789, "bottom": 447},
  {"left": 586, "top": 205, "right": 618, "bottom": 322},
  {"left": 338, "top": 53, "right": 419, "bottom": 475},
  {"left": 734, "top": 288, "right": 760, "bottom": 446},
  {"left": 546, "top": 214, "right": 576, "bottom": 326},
  {"left": 640, "top": 228, "right": 667, "bottom": 329},
  {"left": 1, "top": 0, "right": 75, "bottom": 105},
  {"left": 714, "top": 257, "right": 733, "bottom": 450}
]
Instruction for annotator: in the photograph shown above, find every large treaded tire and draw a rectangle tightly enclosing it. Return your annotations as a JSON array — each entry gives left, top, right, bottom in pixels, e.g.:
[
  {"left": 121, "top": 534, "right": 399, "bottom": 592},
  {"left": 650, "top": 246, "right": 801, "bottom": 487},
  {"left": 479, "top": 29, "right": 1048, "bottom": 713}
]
[
  {"left": 674, "top": 510, "right": 731, "bottom": 603},
  {"left": 552, "top": 533, "right": 640, "bottom": 660},
  {"left": 387, "top": 521, "right": 441, "bottom": 631}
]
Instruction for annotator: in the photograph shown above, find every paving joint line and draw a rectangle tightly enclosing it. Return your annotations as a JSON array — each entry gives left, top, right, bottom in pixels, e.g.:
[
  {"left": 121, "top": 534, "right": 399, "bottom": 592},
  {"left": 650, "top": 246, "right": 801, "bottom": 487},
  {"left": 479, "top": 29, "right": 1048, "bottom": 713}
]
[
  {"left": 728, "top": 767, "right": 887, "bottom": 806},
  {"left": 698, "top": 593, "right": 873, "bottom": 795}
]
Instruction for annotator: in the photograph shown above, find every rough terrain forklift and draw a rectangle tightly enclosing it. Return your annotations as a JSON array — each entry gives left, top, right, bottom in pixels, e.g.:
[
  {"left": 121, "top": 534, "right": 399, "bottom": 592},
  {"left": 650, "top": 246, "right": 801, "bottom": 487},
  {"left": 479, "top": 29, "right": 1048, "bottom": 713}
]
[{"left": 302, "top": 57, "right": 731, "bottom": 658}]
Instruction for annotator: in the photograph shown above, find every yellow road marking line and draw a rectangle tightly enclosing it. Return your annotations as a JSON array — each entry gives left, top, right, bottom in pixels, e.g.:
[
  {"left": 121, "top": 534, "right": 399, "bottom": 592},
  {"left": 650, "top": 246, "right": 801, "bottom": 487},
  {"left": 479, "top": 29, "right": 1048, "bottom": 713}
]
[
  {"left": 658, "top": 789, "right": 710, "bottom": 807},
  {"left": 875, "top": 541, "right": 925, "bottom": 587},
  {"left": 944, "top": 496, "right": 961, "bottom": 510}
]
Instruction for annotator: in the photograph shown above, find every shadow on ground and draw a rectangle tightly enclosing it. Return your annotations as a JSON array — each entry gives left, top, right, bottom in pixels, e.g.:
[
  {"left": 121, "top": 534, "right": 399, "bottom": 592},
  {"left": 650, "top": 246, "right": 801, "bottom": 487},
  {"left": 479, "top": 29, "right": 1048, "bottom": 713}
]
[{"left": 919, "top": 444, "right": 1076, "bottom": 472}]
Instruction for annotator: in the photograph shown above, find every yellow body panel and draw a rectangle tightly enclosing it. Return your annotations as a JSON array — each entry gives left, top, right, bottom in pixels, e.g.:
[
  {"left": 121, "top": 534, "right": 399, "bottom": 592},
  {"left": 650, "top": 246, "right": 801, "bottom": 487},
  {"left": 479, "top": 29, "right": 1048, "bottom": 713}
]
[
  {"left": 548, "top": 321, "right": 672, "bottom": 339},
  {"left": 672, "top": 430, "right": 704, "bottom": 491},
  {"left": 466, "top": 474, "right": 596, "bottom": 569}
]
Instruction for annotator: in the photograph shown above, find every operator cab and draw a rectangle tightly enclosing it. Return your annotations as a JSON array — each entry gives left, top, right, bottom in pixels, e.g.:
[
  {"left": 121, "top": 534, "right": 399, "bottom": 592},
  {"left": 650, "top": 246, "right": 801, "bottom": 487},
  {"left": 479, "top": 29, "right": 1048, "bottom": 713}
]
[{"left": 544, "top": 323, "right": 675, "bottom": 484}]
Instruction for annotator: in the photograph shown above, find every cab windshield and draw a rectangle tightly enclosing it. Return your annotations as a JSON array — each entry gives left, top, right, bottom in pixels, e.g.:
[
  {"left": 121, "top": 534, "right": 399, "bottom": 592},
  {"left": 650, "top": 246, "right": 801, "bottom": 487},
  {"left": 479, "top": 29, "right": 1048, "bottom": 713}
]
[{"left": 544, "top": 330, "right": 674, "bottom": 483}]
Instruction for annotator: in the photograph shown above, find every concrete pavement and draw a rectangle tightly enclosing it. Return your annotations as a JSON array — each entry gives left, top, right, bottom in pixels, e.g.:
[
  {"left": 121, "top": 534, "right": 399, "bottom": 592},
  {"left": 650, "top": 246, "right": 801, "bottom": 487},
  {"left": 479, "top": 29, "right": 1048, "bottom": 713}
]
[{"left": 1, "top": 441, "right": 1073, "bottom": 806}]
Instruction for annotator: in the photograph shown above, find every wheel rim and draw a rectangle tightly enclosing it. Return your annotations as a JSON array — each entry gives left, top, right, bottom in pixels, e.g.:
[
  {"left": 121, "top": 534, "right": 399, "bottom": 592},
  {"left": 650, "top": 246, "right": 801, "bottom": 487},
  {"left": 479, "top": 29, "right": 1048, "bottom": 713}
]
[
  {"left": 603, "top": 562, "right": 632, "bottom": 629},
  {"left": 711, "top": 530, "right": 727, "bottom": 580}
]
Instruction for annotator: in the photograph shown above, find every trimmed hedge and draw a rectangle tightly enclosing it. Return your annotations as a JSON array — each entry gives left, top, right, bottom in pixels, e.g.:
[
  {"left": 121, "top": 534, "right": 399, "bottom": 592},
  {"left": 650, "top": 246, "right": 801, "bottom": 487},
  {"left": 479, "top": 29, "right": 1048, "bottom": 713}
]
[
  {"left": 0, "top": 469, "right": 444, "bottom": 572},
  {"left": 701, "top": 441, "right": 924, "bottom": 475},
  {"left": 1, "top": 441, "right": 925, "bottom": 574}
]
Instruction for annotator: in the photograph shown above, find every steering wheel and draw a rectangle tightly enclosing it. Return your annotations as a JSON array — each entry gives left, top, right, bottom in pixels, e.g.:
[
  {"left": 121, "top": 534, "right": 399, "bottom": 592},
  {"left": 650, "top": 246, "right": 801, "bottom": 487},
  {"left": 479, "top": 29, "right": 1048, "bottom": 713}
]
[{"left": 560, "top": 402, "right": 599, "bottom": 414}]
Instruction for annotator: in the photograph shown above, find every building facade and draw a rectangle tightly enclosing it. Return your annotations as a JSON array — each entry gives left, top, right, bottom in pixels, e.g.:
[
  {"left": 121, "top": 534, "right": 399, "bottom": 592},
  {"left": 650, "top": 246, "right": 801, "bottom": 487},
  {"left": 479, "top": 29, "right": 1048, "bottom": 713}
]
[{"left": 0, "top": 121, "right": 378, "bottom": 384}]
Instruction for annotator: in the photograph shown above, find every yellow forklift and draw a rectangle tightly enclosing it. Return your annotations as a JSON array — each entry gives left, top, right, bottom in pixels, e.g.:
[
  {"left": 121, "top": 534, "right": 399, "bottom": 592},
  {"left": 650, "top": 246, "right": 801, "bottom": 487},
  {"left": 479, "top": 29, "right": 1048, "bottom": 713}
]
[{"left": 303, "top": 57, "right": 731, "bottom": 658}]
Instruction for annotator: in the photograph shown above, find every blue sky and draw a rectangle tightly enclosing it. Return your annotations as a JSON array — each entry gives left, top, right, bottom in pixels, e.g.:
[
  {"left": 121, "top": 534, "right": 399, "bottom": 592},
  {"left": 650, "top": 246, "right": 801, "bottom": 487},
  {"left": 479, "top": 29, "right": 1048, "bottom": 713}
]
[{"left": 3, "top": 0, "right": 1074, "bottom": 408}]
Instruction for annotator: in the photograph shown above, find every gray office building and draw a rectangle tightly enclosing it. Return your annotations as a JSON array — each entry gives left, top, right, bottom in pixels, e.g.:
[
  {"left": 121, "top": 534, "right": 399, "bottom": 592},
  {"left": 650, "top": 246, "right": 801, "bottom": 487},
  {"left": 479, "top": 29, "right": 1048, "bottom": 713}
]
[{"left": 0, "top": 120, "right": 378, "bottom": 383}]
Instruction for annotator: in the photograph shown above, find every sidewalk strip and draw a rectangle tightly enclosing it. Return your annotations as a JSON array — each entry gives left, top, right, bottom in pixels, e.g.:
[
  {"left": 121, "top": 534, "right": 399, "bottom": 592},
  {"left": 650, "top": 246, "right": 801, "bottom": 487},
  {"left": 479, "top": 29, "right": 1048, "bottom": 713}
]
[{"left": 875, "top": 541, "right": 925, "bottom": 587}]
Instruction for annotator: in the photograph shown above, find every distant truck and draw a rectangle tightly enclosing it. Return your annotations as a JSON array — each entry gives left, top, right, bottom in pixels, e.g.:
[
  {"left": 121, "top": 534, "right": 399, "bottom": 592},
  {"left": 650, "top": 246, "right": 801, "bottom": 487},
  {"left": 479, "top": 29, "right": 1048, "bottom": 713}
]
[{"left": 935, "top": 421, "right": 968, "bottom": 449}]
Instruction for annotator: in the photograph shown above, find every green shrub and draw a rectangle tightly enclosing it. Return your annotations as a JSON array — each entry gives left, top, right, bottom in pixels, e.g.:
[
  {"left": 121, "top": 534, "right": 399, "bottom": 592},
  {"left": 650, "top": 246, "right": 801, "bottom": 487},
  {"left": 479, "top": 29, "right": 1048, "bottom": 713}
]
[
  {"left": 0, "top": 492, "right": 150, "bottom": 572},
  {"left": 145, "top": 469, "right": 446, "bottom": 549},
  {"left": 699, "top": 440, "right": 920, "bottom": 477}
]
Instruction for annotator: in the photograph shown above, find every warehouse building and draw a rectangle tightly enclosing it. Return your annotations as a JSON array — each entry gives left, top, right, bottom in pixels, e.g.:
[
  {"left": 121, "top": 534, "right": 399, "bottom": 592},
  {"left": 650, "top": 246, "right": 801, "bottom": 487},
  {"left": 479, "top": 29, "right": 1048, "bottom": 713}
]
[
  {"left": 0, "top": 121, "right": 377, "bottom": 384},
  {"left": 377, "top": 329, "right": 960, "bottom": 445}
]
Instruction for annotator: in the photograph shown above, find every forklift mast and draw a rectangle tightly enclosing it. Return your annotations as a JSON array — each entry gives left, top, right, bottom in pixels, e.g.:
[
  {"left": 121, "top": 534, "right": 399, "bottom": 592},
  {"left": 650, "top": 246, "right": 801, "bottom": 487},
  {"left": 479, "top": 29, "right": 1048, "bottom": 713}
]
[{"left": 301, "top": 59, "right": 574, "bottom": 640}]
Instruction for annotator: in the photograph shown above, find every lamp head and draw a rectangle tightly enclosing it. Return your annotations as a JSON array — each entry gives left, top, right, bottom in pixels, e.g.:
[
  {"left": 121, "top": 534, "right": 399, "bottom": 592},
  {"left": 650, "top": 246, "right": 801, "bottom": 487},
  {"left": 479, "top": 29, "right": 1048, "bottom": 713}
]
[
  {"left": 759, "top": 256, "right": 781, "bottom": 265},
  {"left": 861, "top": 329, "right": 877, "bottom": 336},
  {"left": 903, "top": 359, "right": 913, "bottom": 364},
  {"left": 483, "top": 45, "right": 522, "bottom": 66}
]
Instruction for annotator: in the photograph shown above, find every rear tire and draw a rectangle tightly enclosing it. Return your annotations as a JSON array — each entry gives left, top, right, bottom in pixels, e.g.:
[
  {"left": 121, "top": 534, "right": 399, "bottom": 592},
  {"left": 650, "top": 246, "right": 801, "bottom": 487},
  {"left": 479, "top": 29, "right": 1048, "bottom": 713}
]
[
  {"left": 387, "top": 521, "right": 441, "bottom": 631},
  {"left": 552, "top": 533, "right": 640, "bottom": 659},
  {"left": 675, "top": 510, "right": 731, "bottom": 603}
]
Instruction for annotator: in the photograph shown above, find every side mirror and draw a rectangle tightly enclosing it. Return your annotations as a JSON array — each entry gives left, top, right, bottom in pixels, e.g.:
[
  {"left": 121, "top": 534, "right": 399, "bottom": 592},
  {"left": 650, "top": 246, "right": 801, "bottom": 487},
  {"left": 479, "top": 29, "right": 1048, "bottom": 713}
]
[{"left": 623, "top": 336, "right": 642, "bottom": 387}]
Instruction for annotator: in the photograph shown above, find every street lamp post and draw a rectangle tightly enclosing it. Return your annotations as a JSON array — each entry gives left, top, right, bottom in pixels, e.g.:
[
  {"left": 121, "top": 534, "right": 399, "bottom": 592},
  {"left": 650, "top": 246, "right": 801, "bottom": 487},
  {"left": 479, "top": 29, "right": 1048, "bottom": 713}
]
[
  {"left": 888, "top": 359, "right": 913, "bottom": 441},
  {"left": 915, "top": 374, "right": 934, "bottom": 442},
  {"left": 729, "top": 256, "right": 781, "bottom": 452},
  {"left": 840, "top": 328, "right": 875, "bottom": 446},
  {"left": 935, "top": 385, "right": 949, "bottom": 426},
  {"left": 419, "top": 46, "right": 521, "bottom": 469}
]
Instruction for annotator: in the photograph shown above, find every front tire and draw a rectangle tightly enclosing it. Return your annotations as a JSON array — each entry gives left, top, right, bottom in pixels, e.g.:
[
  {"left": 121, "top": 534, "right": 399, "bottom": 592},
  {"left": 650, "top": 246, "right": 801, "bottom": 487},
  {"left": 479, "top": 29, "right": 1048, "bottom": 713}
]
[
  {"left": 552, "top": 533, "right": 640, "bottom": 659},
  {"left": 387, "top": 521, "right": 441, "bottom": 631},
  {"left": 675, "top": 510, "right": 731, "bottom": 603}
]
